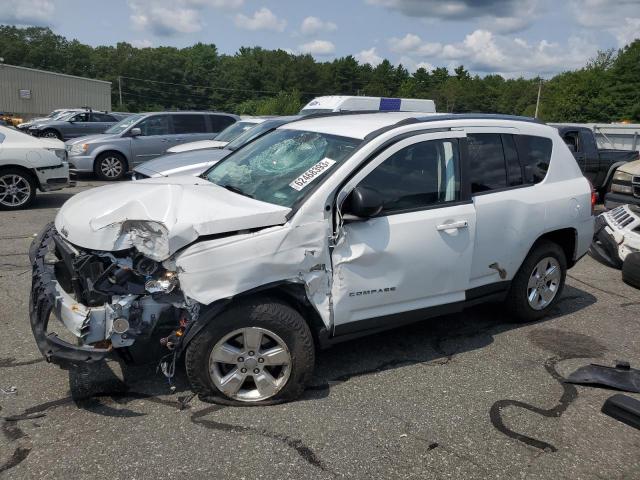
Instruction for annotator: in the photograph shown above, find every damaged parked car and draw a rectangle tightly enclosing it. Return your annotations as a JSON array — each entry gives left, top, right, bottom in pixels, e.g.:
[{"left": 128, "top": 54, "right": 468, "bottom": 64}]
[
  {"left": 30, "top": 113, "right": 594, "bottom": 405},
  {"left": 591, "top": 205, "right": 640, "bottom": 288}
]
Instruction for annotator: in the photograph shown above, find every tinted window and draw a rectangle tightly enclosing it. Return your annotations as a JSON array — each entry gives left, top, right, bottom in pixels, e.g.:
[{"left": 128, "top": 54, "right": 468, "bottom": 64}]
[
  {"left": 172, "top": 114, "right": 207, "bottom": 134},
  {"left": 92, "top": 113, "right": 116, "bottom": 122},
  {"left": 503, "top": 135, "right": 523, "bottom": 186},
  {"left": 209, "top": 115, "right": 236, "bottom": 133},
  {"left": 515, "top": 135, "right": 552, "bottom": 184},
  {"left": 356, "top": 139, "right": 460, "bottom": 215},
  {"left": 467, "top": 133, "right": 507, "bottom": 193},
  {"left": 137, "top": 115, "right": 170, "bottom": 136}
]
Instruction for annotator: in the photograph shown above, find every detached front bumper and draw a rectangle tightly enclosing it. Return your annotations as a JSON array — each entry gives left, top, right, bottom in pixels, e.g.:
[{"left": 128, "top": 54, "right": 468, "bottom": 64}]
[
  {"left": 589, "top": 215, "right": 623, "bottom": 269},
  {"left": 29, "top": 224, "right": 111, "bottom": 365}
]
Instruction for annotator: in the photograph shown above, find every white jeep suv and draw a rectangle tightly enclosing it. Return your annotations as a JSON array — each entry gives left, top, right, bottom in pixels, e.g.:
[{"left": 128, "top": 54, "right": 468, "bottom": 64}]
[{"left": 30, "top": 112, "right": 594, "bottom": 404}]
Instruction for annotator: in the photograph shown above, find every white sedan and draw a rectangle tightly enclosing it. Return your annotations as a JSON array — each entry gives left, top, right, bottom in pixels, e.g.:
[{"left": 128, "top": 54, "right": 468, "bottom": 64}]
[{"left": 0, "top": 126, "right": 71, "bottom": 210}]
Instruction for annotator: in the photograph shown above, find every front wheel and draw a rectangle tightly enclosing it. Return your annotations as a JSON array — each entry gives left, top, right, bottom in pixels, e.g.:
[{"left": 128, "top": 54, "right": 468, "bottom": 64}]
[
  {"left": 41, "top": 129, "right": 61, "bottom": 140},
  {"left": 505, "top": 241, "right": 567, "bottom": 322},
  {"left": 185, "top": 297, "right": 315, "bottom": 406},
  {"left": 94, "top": 153, "right": 127, "bottom": 181},
  {"left": 0, "top": 168, "right": 36, "bottom": 210}
]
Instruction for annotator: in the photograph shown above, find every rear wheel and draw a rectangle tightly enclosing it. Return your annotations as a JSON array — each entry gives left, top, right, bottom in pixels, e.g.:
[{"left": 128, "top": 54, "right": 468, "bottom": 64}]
[
  {"left": 505, "top": 241, "right": 567, "bottom": 322},
  {"left": 94, "top": 152, "right": 127, "bottom": 181},
  {"left": 0, "top": 168, "right": 36, "bottom": 210},
  {"left": 185, "top": 297, "right": 315, "bottom": 406}
]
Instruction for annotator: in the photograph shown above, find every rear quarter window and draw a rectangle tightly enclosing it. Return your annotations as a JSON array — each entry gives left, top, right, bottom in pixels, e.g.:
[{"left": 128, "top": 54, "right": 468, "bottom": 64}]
[
  {"left": 172, "top": 114, "right": 208, "bottom": 134},
  {"left": 514, "top": 135, "right": 553, "bottom": 184},
  {"left": 209, "top": 115, "right": 236, "bottom": 133}
]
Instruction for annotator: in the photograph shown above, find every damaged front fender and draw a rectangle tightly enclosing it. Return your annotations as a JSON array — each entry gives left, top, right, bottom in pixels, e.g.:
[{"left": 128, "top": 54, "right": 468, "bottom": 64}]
[{"left": 175, "top": 220, "right": 333, "bottom": 329}]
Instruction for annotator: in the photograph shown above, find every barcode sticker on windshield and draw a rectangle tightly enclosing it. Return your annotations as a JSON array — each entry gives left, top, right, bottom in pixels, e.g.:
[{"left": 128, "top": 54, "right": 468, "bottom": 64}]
[{"left": 289, "top": 158, "right": 336, "bottom": 191}]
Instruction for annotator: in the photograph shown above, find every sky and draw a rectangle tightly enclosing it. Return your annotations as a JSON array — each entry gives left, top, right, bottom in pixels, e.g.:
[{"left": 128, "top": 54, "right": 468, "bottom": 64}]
[{"left": 1, "top": 0, "right": 639, "bottom": 78}]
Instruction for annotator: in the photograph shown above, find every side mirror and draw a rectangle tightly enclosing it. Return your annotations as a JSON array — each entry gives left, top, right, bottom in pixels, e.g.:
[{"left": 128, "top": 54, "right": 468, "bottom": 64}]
[
  {"left": 130, "top": 127, "right": 142, "bottom": 137},
  {"left": 343, "top": 186, "right": 384, "bottom": 219}
]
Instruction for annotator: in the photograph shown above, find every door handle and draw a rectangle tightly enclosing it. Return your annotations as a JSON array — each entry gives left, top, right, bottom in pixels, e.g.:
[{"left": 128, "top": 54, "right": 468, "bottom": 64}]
[{"left": 436, "top": 220, "right": 468, "bottom": 231}]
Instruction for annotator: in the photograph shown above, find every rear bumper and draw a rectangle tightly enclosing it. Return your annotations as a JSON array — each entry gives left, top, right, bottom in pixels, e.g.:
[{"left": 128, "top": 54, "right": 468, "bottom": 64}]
[
  {"left": 604, "top": 192, "right": 640, "bottom": 210},
  {"left": 29, "top": 224, "right": 111, "bottom": 365},
  {"left": 589, "top": 215, "right": 623, "bottom": 269}
]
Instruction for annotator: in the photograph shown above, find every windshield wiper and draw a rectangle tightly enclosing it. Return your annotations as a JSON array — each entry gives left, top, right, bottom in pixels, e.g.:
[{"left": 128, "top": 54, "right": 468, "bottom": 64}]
[{"left": 220, "top": 183, "right": 254, "bottom": 198}]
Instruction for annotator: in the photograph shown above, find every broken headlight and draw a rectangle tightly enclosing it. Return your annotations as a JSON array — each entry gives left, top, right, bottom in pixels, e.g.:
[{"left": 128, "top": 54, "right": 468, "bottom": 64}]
[{"left": 122, "top": 220, "right": 170, "bottom": 261}]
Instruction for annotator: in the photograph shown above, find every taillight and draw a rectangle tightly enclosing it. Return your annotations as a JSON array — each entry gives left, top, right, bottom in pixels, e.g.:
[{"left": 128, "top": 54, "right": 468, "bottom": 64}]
[{"left": 588, "top": 180, "right": 596, "bottom": 215}]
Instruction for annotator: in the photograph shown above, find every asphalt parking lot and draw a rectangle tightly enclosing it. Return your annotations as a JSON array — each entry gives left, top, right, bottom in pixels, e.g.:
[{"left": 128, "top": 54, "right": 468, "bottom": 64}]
[{"left": 1, "top": 180, "right": 640, "bottom": 479}]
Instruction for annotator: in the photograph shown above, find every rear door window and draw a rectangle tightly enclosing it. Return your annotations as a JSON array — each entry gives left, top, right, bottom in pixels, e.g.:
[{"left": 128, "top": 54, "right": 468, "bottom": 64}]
[
  {"left": 467, "top": 133, "right": 507, "bottom": 193},
  {"left": 92, "top": 113, "right": 117, "bottom": 122},
  {"left": 172, "top": 114, "right": 207, "bottom": 134},
  {"left": 515, "top": 135, "right": 553, "bottom": 184},
  {"left": 209, "top": 115, "right": 236, "bottom": 133}
]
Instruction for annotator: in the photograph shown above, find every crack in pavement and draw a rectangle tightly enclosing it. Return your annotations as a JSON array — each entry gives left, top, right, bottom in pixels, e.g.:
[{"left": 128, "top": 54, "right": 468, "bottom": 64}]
[{"left": 0, "top": 357, "right": 44, "bottom": 368}]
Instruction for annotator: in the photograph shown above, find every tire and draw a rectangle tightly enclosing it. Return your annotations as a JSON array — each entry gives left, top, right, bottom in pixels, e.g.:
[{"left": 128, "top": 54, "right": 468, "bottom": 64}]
[
  {"left": 41, "top": 129, "right": 62, "bottom": 140},
  {"left": 185, "top": 297, "right": 315, "bottom": 406},
  {"left": 505, "top": 240, "right": 567, "bottom": 323},
  {"left": 94, "top": 152, "right": 127, "bottom": 181},
  {"left": 622, "top": 252, "right": 640, "bottom": 289},
  {"left": 0, "top": 168, "right": 37, "bottom": 210}
]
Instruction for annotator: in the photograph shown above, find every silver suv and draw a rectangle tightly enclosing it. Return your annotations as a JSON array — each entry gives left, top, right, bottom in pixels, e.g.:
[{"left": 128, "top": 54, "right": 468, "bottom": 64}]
[{"left": 65, "top": 111, "right": 239, "bottom": 180}]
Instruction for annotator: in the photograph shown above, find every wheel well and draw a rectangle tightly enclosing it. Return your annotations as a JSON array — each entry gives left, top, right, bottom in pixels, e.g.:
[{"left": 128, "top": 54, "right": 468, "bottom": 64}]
[
  {"left": 227, "top": 283, "right": 328, "bottom": 349},
  {"left": 95, "top": 150, "right": 129, "bottom": 172},
  {"left": 533, "top": 228, "right": 577, "bottom": 267},
  {"left": 0, "top": 164, "right": 41, "bottom": 190}
]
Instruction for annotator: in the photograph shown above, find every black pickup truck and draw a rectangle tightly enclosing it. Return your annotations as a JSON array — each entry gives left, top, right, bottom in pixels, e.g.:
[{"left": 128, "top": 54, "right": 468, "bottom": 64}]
[{"left": 553, "top": 125, "right": 640, "bottom": 194}]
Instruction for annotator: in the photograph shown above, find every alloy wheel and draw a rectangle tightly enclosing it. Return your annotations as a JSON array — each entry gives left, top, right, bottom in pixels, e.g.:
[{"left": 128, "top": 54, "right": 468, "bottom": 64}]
[
  {"left": 209, "top": 327, "right": 292, "bottom": 402},
  {"left": 0, "top": 174, "right": 32, "bottom": 207},
  {"left": 100, "top": 157, "right": 124, "bottom": 179},
  {"left": 527, "top": 256, "right": 561, "bottom": 310}
]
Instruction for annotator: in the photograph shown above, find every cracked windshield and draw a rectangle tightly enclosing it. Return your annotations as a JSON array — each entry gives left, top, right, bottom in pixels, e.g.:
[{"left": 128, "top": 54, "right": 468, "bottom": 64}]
[{"left": 206, "top": 128, "right": 361, "bottom": 207}]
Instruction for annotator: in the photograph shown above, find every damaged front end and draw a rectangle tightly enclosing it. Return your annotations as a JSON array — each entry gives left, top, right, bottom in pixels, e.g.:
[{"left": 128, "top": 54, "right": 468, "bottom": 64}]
[
  {"left": 590, "top": 205, "right": 640, "bottom": 268},
  {"left": 29, "top": 223, "right": 198, "bottom": 365}
]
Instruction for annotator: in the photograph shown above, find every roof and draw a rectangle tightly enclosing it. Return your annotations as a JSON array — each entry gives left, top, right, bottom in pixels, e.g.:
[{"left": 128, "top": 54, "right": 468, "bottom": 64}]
[
  {"left": 281, "top": 112, "right": 435, "bottom": 139},
  {"left": 1, "top": 63, "right": 112, "bottom": 85},
  {"left": 281, "top": 112, "right": 545, "bottom": 140}
]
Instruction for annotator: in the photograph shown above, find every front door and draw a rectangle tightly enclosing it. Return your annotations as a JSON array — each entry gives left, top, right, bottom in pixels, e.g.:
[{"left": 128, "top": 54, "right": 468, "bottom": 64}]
[
  {"left": 331, "top": 132, "right": 476, "bottom": 334},
  {"left": 130, "top": 114, "right": 172, "bottom": 165}
]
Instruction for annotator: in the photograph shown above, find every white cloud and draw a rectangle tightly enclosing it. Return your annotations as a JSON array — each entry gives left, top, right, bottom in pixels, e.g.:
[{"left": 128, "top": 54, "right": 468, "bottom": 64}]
[
  {"left": 235, "top": 7, "right": 286, "bottom": 32},
  {"left": 356, "top": 47, "right": 384, "bottom": 66},
  {"left": 436, "top": 29, "right": 599, "bottom": 77},
  {"left": 131, "top": 39, "right": 153, "bottom": 48},
  {"left": 127, "top": 0, "right": 244, "bottom": 36},
  {"left": 367, "top": 0, "right": 539, "bottom": 32},
  {"left": 0, "top": 0, "right": 54, "bottom": 26},
  {"left": 389, "top": 33, "right": 442, "bottom": 56},
  {"left": 300, "top": 16, "right": 337, "bottom": 35},
  {"left": 299, "top": 40, "right": 336, "bottom": 55},
  {"left": 398, "top": 55, "right": 434, "bottom": 72},
  {"left": 130, "top": 2, "right": 202, "bottom": 35},
  {"left": 568, "top": 0, "right": 640, "bottom": 46}
]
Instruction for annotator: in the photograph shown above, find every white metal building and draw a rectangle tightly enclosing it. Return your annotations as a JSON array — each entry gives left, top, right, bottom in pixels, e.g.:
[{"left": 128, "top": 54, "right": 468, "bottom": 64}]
[{"left": 0, "top": 63, "right": 111, "bottom": 120}]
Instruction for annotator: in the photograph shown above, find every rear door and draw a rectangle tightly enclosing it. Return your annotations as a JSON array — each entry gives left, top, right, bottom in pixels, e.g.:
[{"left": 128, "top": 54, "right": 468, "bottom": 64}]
[
  {"left": 168, "top": 114, "right": 211, "bottom": 147},
  {"left": 130, "top": 114, "right": 172, "bottom": 165}
]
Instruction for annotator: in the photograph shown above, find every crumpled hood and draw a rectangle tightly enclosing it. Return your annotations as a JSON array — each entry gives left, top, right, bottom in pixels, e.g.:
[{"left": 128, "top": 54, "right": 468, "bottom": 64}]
[
  {"left": 134, "top": 149, "right": 231, "bottom": 178},
  {"left": 55, "top": 175, "right": 291, "bottom": 256}
]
